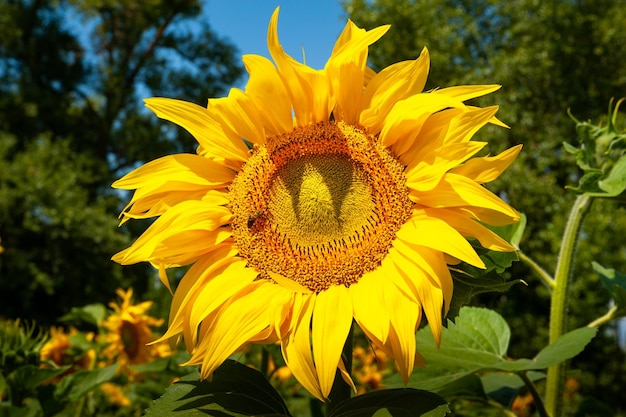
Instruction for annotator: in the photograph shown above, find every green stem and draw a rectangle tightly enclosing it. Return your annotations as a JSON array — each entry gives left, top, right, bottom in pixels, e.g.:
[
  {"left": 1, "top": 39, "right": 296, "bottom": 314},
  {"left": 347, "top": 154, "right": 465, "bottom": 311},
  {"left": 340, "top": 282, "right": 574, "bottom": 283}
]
[
  {"left": 261, "top": 347, "right": 270, "bottom": 377},
  {"left": 518, "top": 251, "right": 555, "bottom": 290},
  {"left": 587, "top": 305, "right": 618, "bottom": 328},
  {"left": 519, "top": 371, "right": 550, "bottom": 417},
  {"left": 326, "top": 323, "right": 354, "bottom": 416},
  {"left": 545, "top": 194, "right": 592, "bottom": 417}
]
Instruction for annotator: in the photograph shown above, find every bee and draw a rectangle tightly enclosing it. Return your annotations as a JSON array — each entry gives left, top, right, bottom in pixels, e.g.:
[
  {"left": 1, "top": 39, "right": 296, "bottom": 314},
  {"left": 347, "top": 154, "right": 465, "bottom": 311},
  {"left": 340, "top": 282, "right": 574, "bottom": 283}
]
[{"left": 247, "top": 210, "right": 265, "bottom": 229}]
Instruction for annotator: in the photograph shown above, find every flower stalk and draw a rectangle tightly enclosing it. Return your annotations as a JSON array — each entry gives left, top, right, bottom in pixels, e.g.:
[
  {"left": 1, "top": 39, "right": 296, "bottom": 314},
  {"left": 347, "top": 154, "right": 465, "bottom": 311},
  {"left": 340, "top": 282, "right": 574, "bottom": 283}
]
[{"left": 545, "top": 194, "right": 592, "bottom": 416}]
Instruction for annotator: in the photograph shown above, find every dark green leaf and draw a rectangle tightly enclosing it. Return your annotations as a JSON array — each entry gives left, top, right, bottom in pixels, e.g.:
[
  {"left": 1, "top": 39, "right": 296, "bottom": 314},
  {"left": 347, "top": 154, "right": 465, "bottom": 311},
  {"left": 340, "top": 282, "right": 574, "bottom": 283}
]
[
  {"left": 8, "top": 365, "right": 71, "bottom": 391},
  {"left": 329, "top": 389, "right": 449, "bottom": 417},
  {"left": 54, "top": 364, "right": 118, "bottom": 402},
  {"left": 59, "top": 303, "right": 107, "bottom": 328},
  {"left": 130, "top": 351, "right": 193, "bottom": 375},
  {"left": 144, "top": 360, "right": 290, "bottom": 417},
  {"left": 593, "top": 262, "right": 626, "bottom": 318}
]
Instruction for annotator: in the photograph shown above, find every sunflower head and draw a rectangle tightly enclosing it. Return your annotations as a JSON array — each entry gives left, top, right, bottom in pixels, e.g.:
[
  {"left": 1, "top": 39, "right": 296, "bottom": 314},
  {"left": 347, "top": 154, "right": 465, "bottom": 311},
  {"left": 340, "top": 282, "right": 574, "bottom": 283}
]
[
  {"left": 113, "top": 8, "right": 520, "bottom": 401},
  {"left": 100, "top": 288, "right": 169, "bottom": 369}
]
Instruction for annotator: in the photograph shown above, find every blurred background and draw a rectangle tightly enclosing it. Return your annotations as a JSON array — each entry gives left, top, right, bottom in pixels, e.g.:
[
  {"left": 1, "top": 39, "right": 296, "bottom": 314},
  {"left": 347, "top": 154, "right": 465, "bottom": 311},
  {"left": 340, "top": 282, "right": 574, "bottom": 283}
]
[{"left": 1, "top": 0, "right": 625, "bottom": 413}]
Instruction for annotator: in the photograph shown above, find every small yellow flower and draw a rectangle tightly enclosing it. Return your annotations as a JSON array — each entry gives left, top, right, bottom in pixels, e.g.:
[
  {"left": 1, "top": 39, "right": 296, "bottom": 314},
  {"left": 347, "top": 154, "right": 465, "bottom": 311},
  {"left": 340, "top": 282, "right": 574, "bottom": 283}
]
[
  {"left": 40, "top": 326, "right": 95, "bottom": 381},
  {"left": 100, "top": 288, "right": 169, "bottom": 370},
  {"left": 113, "top": 8, "right": 520, "bottom": 400},
  {"left": 100, "top": 382, "right": 131, "bottom": 407}
]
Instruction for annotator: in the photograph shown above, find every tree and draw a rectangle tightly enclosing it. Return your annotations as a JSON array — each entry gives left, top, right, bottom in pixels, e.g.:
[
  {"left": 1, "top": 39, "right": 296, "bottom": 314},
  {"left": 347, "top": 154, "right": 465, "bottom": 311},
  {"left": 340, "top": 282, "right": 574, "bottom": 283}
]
[
  {"left": 342, "top": 0, "right": 626, "bottom": 411},
  {"left": 0, "top": 0, "right": 244, "bottom": 324}
]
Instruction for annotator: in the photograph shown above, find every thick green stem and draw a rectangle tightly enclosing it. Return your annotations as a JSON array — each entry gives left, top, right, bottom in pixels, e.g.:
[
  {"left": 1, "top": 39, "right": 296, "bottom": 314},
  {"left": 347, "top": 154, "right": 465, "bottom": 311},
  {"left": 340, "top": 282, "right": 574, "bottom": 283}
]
[
  {"left": 545, "top": 194, "right": 592, "bottom": 416},
  {"left": 326, "top": 323, "right": 354, "bottom": 416},
  {"left": 518, "top": 251, "right": 555, "bottom": 290}
]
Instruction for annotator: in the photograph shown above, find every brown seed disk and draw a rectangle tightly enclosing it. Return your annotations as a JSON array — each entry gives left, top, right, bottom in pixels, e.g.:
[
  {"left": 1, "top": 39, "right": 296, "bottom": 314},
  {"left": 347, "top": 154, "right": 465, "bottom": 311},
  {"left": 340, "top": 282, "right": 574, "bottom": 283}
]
[{"left": 228, "top": 121, "right": 412, "bottom": 293}]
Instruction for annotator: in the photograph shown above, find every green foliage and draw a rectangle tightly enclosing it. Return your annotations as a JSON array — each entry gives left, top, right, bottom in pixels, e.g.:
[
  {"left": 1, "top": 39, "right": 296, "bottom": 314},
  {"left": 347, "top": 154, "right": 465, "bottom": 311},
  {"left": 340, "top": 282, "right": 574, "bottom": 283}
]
[
  {"left": 0, "top": 0, "right": 244, "bottom": 324},
  {"left": 0, "top": 320, "right": 48, "bottom": 373},
  {"left": 145, "top": 361, "right": 450, "bottom": 417},
  {"left": 383, "top": 307, "right": 596, "bottom": 415},
  {"left": 328, "top": 389, "right": 449, "bottom": 417},
  {"left": 1, "top": 295, "right": 192, "bottom": 417},
  {"left": 145, "top": 363, "right": 291, "bottom": 417},
  {"left": 593, "top": 262, "right": 626, "bottom": 319},
  {"left": 564, "top": 99, "right": 626, "bottom": 197},
  {"left": 386, "top": 307, "right": 596, "bottom": 390}
]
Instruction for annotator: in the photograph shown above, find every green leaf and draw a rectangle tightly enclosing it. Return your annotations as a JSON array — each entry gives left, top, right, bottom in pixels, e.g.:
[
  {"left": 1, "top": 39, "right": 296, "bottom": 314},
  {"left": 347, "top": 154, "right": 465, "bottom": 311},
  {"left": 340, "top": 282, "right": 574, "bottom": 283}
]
[
  {"left": 480, "top": 371, "right": 545, "bottom": 394},
  {"left": 329, "top": 389, "right": 449, "bottom": 417},
  {"left": 593, "top": 261, "right": 626, "bottom": 318},
  {"left": 385, "top": 307, "right": 596, "bottom": 391},
  {"left": 447, "top": 244, "right": 521, "bottom": 319},
  {"left": 598, "top": 154, "right": 626, "bottom": 195},
  {"left": 54, "top": 364, "right": 118, "bottom": 402},
  {"left": 8, "top": 365, "right": 71, "bottom": 391},
  {"left": 59, "top": 303, "right": 107, "bottom": 328},
  {"left": 130, "top": 351, "right": 192, "bottom": 375},
  {"left": 144, "top": 360, "right": 290, "bottom": 417}
]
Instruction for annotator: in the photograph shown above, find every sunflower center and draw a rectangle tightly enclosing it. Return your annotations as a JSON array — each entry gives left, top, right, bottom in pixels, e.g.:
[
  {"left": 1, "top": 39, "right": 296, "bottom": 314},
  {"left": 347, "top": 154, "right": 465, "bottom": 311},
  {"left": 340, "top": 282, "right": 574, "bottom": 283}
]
[
  {"left": 269, "top": 153, "right": 375, "bottom": 248},
  {"left": 229, "top": 122, "right": 412, "bottom": 293}
]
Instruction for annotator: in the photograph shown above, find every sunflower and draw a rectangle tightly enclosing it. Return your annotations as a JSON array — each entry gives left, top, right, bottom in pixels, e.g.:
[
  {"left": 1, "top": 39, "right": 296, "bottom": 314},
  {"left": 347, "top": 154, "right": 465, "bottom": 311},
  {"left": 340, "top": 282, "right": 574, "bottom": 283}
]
[
  {"left": 40, "top": 326, "right": 96, "bottom": 381},
  {"left": 100, "top": 288, "right": 170, "bottom": 369},
  {"left": 113, "top": 8, "right": 520, "bottom": 401}
]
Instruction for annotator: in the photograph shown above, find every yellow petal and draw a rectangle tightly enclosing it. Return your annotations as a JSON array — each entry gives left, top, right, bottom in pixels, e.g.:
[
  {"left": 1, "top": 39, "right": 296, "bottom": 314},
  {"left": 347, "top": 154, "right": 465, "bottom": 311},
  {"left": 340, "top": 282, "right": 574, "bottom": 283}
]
[
  {"left": 242, "top": 54, "right": 293, "bottom": 135},
  {"left": 391, "top": 240, "right": 453, "bottom": 313},
  {"left": 387, "top": 249, "right": 444, "bottom": 346},
  {"left": 424, "top": 207, "right": 516, "bottom": 252},
  {"left": 208, "top": 88, "right": 266, "bottom": 145},
  {"left": 155, "top": 246, "right": 240, "bottom": 342},
  {"left": 451, "top": 144, "right": 523, "bottom": 183},
  {"left": 112, "top": 200, "right": 231, "bottom": 265},
  {"left": 119, "top": 189, "right": 228, "bottom": 225},
  {"left": 360, "top": 48, "right": 430, "bottom": 133},
  {"left": 326, "top": 21, "right": 389, "bottom": 124},
  {"left": 379, "top": 93, "right": 464, "bottom": 149},
  {"left": 443, "top": 106, "right": 500, "bottom": 145},
  {"left": 435, "top": 84, "right": 501, "bottom": 101},
  {"left": 396, "top": 210, "right": 485, "bottom": 269},
  {"left": 267, "top": 8, "right": 330, "bottom": 125},
  {"left": 144, "top": 98, "right": 249, "bottom": 165},
  {"left": 312, "top": 285, "right": 353, "bottom": 399},
  {"left": 405, "top": 141, "right": 487, "bottom": 191},
  {"left": 191, "top": 281, "right": 284, "bottom": 379},
  {"left": 185, "top": 264, "right": 260, "bottom": 345},
  {"left": 410, "top": 173, "right": 520, "bottom": 222},
  {"left": 350, "top": 269, "right": 390, "bottom": 344},
  {"left": 381, "top": 283, "right": 420, "bottom": 382},
  {"left": 281, "top": 293, "right": 323, "bottom": 400},
  {"left": 113, "top": 154, "right": 235, "bottom": 190}
]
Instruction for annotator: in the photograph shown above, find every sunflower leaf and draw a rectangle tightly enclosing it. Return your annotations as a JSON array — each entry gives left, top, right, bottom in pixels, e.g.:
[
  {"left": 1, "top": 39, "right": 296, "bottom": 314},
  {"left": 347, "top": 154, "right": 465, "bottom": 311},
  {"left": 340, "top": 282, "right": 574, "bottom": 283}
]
[
  {"left": 592, "top": 262, "right": 626, "bottom": 318},
  {"left": 54, "top": 364, "right": 118, "bottom": 402},
  {"left": 384, "top": 307, "right": 596, "bottom": 391},
  {"left": 144, "top": 361, "right": 290, "bottom": 417},
  {"left": 328, "top": 388, "right": 449, "bottom": 417}
]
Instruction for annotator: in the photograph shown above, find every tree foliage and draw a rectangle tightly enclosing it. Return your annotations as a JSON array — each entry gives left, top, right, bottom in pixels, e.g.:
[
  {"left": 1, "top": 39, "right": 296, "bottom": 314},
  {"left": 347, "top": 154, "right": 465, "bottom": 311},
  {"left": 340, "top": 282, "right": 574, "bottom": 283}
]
[
  {"left": 342, "top": 0, "right": 626, "bottom": 410},
  {"left": 0, "top": 0, "right": 244, "bottom": 324}
]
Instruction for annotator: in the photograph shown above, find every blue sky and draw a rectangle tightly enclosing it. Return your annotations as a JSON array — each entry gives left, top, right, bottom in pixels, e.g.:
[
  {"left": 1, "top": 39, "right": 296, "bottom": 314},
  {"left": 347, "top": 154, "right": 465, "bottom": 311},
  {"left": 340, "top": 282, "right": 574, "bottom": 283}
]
[{"left": 203, "top": 1, "right": 348, "bottom": 71}]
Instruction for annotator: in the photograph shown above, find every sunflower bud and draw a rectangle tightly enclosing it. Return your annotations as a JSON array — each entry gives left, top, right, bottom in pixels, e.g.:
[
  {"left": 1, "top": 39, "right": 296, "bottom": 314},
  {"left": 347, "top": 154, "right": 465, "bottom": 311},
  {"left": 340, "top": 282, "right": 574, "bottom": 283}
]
[{"left": 564, "top": 98, "right": 626, "bottom": 198}]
